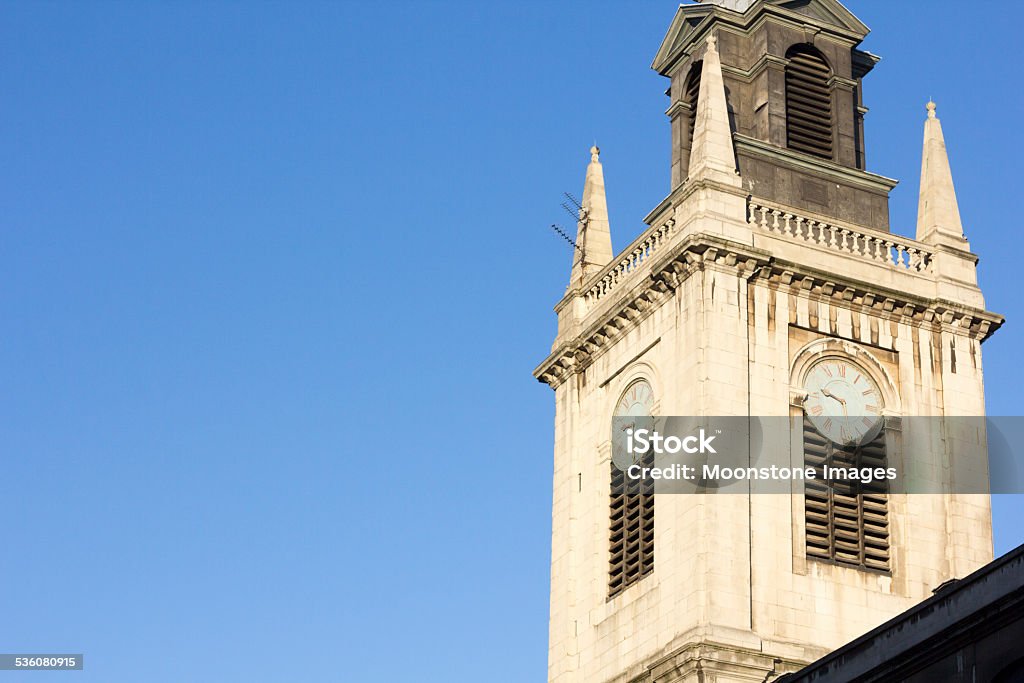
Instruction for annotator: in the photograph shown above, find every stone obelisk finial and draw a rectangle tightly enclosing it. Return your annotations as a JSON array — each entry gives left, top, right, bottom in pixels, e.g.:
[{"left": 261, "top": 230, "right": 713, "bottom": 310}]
[
  {"left": 687, "top": 32, "right": 741, "bottom": 188},
  {"left": 569, "top": 145, "right": 615, "bottom": 288},
  {"left": 916, "top": 100, "right": 966, "bottom": 246}
]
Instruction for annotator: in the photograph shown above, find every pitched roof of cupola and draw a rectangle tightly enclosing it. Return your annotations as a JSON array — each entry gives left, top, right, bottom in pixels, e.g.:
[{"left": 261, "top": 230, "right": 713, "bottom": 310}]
[
  {"left": 568, "top": 146, "right": 615, "bottom": 289},
  {"left": 653, "top": 0, "right": 869, "bottom": 75}
]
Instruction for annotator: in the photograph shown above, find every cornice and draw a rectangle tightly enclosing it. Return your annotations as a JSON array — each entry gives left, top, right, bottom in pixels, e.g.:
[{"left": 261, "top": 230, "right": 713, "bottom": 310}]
[
  {"left": 735, "top": 134, "right": 898, "bottom": 194},
  {"left": 852, "top": 48, "right": 881, "bottom": 78},
  {"left": 535, "top": 235, "right": 765, "bottom": 389},
  {"left": 534, "top": 233, "right": 1003, "bottom": 390},
  {"left": 763, "top": 258, "right": 1003, "bottom": 340}
]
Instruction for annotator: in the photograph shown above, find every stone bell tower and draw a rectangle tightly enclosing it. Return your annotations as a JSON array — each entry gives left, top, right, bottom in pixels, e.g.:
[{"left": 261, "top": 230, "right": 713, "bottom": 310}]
[{"left": 534, "top": 1, "right": 1002, "bottom": 682}]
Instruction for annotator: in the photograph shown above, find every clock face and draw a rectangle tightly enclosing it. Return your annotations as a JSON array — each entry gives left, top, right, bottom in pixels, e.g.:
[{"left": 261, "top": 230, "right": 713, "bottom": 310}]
[
  {"left": 615, "top": 380, "right": 654, "bottom": 418},
  {"left": 803, "top": 359, "right": 883, "bottom": 446},
  {"left": 614, "top": 381, "right": 655, "bottom": 464}
]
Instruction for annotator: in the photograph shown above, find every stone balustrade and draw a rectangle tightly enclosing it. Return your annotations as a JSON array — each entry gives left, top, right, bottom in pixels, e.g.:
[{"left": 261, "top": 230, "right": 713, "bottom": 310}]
[
  {"left": 579, "top": 201, "right": 933, "bottom": 314},
  {"left": 748, "top": 200, "right": 933, "bottom": 273},
  {"left": 583, "top": 219, "right": 675, "bottom": 307}
]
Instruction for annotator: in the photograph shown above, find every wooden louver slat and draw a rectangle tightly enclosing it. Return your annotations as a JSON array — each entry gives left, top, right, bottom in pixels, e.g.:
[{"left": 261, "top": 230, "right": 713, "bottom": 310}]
[{"left": 786, "top": 47, "right": 833, "bottom": 159}]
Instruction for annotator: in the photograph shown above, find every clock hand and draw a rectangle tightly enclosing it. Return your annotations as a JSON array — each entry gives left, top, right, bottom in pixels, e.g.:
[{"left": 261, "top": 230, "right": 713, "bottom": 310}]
[
  {"left": 820, "top": 387, "right": 846, "bottom": 405},
  {"left": 819, "top": 387, "right": 850, "bottom": 419}
]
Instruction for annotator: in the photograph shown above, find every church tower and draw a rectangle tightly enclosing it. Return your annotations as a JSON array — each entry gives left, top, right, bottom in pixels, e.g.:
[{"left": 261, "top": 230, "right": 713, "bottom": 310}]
[{"left": 534, "top": 2, "right": 1002, "bottom": 682}]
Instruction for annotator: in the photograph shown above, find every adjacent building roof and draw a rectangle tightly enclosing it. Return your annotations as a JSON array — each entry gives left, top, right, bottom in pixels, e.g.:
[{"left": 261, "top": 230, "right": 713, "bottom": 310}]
[{"left": 779, "top": 543, "right": 1024, "bottom": 682}]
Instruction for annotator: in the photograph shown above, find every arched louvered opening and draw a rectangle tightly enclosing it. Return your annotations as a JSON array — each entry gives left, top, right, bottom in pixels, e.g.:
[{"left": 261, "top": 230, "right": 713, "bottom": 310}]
[
  {"left": 609, "top": 380, "right": 656, "bottom": 598},
  {"left": 609, "top": 458, "right": 654, "bottom": 597},
  {"left": 785, "top": 45, "right": 833, "bottom": 159},
  {"left": 804, "top": 417, "right": 890, "bottom": 571},
  {"left": 685, "top": 61, "right": 702, "bottom": 146}
]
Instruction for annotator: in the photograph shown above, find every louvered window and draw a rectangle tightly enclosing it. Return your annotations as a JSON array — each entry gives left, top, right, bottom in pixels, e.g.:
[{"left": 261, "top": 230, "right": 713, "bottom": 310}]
[
  {"left": 804, "top": 417, "right": 890, "bottom": 571},
  {"left": 609, "top": 455, "right": 654, "bottom": 597},
  {"left": 785, "top": 46, "right": 833, "bottom": 159},
  {"left": 685, "top": 61, "right": 702, "bottom": 146}
]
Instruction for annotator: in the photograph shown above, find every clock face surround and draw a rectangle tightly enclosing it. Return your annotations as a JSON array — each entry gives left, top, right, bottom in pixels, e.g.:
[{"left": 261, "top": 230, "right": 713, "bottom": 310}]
[{"left": 803, "top": 358, "right": 883, "bottom": 446}]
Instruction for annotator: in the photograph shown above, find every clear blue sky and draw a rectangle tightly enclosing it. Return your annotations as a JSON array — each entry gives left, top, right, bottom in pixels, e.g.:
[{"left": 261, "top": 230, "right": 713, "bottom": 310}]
[{"left": 1, "top": 2, "right": 1022, "bottom": 681}]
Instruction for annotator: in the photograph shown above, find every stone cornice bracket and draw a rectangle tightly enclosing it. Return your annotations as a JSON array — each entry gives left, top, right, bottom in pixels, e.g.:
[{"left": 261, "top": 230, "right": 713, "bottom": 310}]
[
  {"left": 654, "top": 268, "right": 681, "bottom": 293},
  {"left": 740, "top": 257, "right": 763, "bottom": 279}
]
